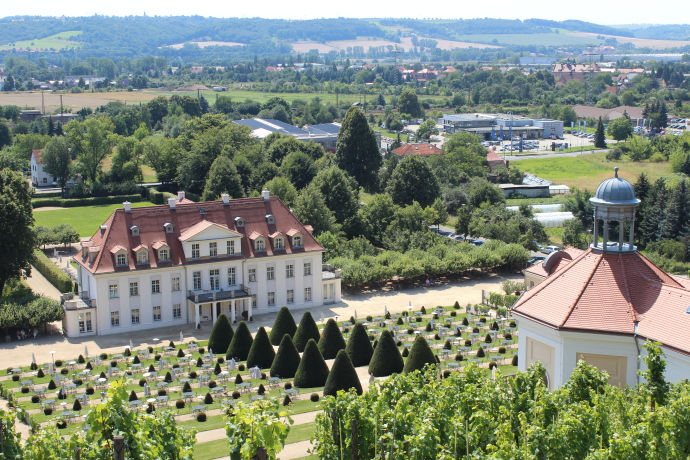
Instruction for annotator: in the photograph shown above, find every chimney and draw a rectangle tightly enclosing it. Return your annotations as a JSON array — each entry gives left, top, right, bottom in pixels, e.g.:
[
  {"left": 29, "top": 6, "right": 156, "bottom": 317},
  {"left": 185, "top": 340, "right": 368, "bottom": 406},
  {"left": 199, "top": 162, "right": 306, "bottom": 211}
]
[
  {"left": 99, "top": 225, "right": 107, "bottom": 236},
  {"left": 123, "top": 201, "right": 132, "bottom": 212},
  {"left": 262, "top": 189, "right": 270, "bottom": 202},
  {"left": 177, "top": 191, "right": 185, "bottom": 202},
  {"left": 221, "top": 194, "right": 230, "bottom": 205},
  {"left": 168, "top": 197, "right": 177, "bottom": 209}
]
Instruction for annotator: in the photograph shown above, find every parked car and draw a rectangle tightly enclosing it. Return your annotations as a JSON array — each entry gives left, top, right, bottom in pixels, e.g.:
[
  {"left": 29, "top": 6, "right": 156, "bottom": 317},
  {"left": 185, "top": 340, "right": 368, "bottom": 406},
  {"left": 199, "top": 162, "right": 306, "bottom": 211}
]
[
  {"left": 532, "top": 241, "right": 543, "bottom": 250},
  {"left": 527, "top": 256, "right": 546, "bottom": 264},
  {"left": 469, "top": 240, "right": 484, "bottom": 247},
  {"left": 542, "top": 245, "right": 560, "bottom": 254}
]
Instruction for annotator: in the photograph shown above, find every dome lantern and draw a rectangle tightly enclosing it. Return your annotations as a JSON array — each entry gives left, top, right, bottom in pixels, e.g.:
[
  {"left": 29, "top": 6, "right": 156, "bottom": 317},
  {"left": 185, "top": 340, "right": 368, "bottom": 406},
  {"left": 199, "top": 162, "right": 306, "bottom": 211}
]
[{"left": 589, "top": 168, "right": 640, "bottom": 253}]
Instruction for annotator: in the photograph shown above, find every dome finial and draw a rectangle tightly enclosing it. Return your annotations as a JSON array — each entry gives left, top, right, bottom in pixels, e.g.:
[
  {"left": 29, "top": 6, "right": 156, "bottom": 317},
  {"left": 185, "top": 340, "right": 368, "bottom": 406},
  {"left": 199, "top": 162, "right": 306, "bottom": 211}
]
[{"left": 614, "top": 167, "right": 619, "bottom": 178}]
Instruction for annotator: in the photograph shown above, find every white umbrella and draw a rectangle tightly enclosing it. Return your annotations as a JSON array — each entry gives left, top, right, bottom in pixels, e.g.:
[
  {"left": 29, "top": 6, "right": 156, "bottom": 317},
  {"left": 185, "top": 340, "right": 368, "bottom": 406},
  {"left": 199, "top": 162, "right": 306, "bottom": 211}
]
[
  {"left": 251, "top": 367, "right": 261, "bottom": 379},
  {"left": 82, "top": 393, "right": 88, "bottom": 406},
  {"left": 61, "top": 381, "right": 66, "bottom": 396},
  {"left": 107, "top": 366, "right": 112, "bottom": 377},
  {"left": 228, "top": 358, "right": 236, "bottom": 370},
  {"left": 158, "top": 359, "right": 163, "bottom": 371},
  {"left": 145, "top": 349, "right": 150, "bottom": 360},
  {"left": 384, "top": 305, "right": 388, "bottom": 316},
  {"left": 130, "top": 340, "right": 134, "bottom": 350},
  {"left": 320, "top": 312, "right": 324, "bottom": 323},
  {"left": 180, "top": 332, "right": 184, "bottom": 343},
  {"left": 31, "top": 353, "right": 36, "bottom": 364},
  {"left": 354, "top": 310, "right": 358, "bottom": 321},
  {"left": 209, "top": 348, "right": 213, "bottom": 356},
  {"left": 144, "top": 383, "right": 150, "bottom": 397},
  {"left": 84, "top": 346, "right": 89, "bottom": 358}
]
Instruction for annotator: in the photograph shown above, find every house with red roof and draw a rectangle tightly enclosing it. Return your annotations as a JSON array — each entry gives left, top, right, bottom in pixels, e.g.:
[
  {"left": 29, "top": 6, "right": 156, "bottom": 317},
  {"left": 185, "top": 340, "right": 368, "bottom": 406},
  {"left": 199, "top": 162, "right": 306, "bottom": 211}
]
[
  {"left": 512, "top": 169, "right": 690, "bottom": 389},
  {"left": 67, "top": 190, "right": 341, "bottom": 337},
  {"left": 392, "top": 143, "right": 442, "bottom": 157},
  {"left": 31, "top": 149, "right": 79, "bottom": 188}
]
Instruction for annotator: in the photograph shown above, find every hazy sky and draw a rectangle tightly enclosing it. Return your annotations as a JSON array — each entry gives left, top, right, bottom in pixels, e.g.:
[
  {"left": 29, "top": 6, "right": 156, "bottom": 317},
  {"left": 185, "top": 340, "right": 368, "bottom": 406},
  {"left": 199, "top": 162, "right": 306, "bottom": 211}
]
[{"left": 0, "top": 0, "right": 680, "bottom": 27}]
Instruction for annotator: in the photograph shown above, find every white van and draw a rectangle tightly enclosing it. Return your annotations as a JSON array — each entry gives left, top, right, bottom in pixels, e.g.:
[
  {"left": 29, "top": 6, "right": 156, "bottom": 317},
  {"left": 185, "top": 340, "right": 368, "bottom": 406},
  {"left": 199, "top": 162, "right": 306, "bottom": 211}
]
[{"left": 542, "top": 245, "right": 560, "bottom": 254}]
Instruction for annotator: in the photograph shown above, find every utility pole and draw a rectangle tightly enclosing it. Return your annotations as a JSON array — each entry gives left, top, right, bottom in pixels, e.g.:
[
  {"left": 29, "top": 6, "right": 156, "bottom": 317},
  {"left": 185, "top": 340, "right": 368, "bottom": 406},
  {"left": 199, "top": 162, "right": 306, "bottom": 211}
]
[
  {"left": 60, "top": 95, "right": 63, "bottom": 117},
  {"left": 41, "top": 91, "right": 45, "bottom": 114}
]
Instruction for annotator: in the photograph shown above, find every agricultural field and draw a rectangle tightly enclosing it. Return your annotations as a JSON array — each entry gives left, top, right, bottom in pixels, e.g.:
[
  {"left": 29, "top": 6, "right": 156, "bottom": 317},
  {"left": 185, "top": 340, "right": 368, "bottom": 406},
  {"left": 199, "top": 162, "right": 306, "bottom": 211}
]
[
  {"left": 0, "top": 31, "right": 82, "bottom": 51},
  {"left": 165, "top": 41, "right": 245, "bottom": 50},
  {"left": 399, "top": 36, "right": 500, "bottom": 50},
  {"left": 0, "top": 91, "right": 157, "bottom": 113},
  {"left": 33, "top": 202, "right": 155, "bottom": 237},
  {"left": 513, "top": 152, "right": 671, "bottom": 191},
  {"left": 457, "top": 33, "right": 597, "bottom": 47},
  {"left": 568, "top": 32, "right": 690, "bottom": 49}
]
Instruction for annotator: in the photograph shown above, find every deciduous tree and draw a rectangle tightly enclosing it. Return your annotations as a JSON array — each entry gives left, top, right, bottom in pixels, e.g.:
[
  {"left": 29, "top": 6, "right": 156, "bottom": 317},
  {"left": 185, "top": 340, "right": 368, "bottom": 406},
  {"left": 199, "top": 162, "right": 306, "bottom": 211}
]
[{"left": 41, "top": 137, "right": 72, "bottom": 194}]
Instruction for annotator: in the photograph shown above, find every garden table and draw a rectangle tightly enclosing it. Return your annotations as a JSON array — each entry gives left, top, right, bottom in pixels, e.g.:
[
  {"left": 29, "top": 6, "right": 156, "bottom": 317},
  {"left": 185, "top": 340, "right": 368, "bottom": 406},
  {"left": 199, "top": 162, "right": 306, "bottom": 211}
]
[{"left": 192, "top": 405, "right": 206, "bottom": 414}]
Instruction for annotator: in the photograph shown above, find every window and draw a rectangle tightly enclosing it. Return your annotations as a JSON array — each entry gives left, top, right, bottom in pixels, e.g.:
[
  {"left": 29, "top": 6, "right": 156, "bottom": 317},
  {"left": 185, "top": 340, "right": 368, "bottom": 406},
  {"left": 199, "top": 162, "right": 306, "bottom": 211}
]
[
  {"left": 153, "top": 305, "right": 161, "bottom": 321},
  {"left": 293, "top": 236, "right": 302, "bottom": 248},
  {"left": 267, "top": 267, "right": 275, "bottom": 280},
  {"left": 209, "top": 242, "right": 217, "bottom": 257},
  {"left": 266, "top": 214, "right": 274, "bottom": 224},
  {"left": 227, "top": 267, "right": 236, "bottom": 286},
  {"left": 164, "top": 223, "right": 174, "bottom": 233},
  {"left": 287, "top": 289, "right": 294, "bottom": 304},
  {"left": 227, "top": 240, "right": 235, "bottom": 255},
  {"left": 129, "top": 282, "right": 138, "bottom": 296},
  {"left": 111, "top": 311, "right": 120, "bottom": 326},
  {"left": 137, "top": 250, "right": 148, "bottom": 264},
  {"left": 191, "top": 243, "right": 200, "bottom": 259},
  {"left": 193, "top": 271, "right": 202, "bottom": 290},
  {"left": 78, "top": 312, "right": 92, "bottom": 333},
  {"left": 255, "top": 239, "right": 265, "bottom": 252},
  {"left": 304, "top": 262, "right": 312, "bottom": 276},
  {"left": 109, "top": 284, "right": 119, "bottom": 298},
  {"left": 151, "top": 279, "right": 160, "bottom": 294},
  {"left": 116, "top": 253, "right": 127, "bottom": 266},
  {"left": 235, "top": 217, "right": 244, "bottom": 227},
  {"left": 131, "top": 309, "right": 140, "bottom": 324},
  {"left": 210, "top": 269, "right": 220, "bottom": 290},
  {"left": 304, "top": 287, "right": 312, "bottom": 301},
  {"left": 173, "top": 304, "right": 182, "bottom": 319},
  {"left": 159, "top": 248, "right": 169, "bottom": 261},
  {"left": 286, "top": 264, "right": 294, "bottom": 277},
  {"left": 131, "top": 226, "right": 140, "bottom": 236},
  {"left": 252, "top": 294, "right": 257, "bottom": 307},
  {"left": 275, "top": 237, "right": 284, "bottom": 250},
  {"left": 248, "top": 269, "right": 256, "bottom": 282},
  {"left": 268, "top": 292, "right": 275, "bottom": 306},
  {"left": 172, "top": 277, "right": 180, "bottom": 291}
]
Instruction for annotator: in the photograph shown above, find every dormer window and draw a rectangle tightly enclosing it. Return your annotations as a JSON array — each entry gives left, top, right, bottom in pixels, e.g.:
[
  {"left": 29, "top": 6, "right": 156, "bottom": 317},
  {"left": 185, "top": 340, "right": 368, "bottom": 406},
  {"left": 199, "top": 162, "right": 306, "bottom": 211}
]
[
  {"left": 235, "top": 217, "right": 244, "bottom": 227},
  {"left": 158, "top": 248, "right": 169, "bottom": 261},
  {"left": 255, "top": 238, "right": 266, "bottom": 252},
  {"left": 135, "top": 246, "right": 149, "bottom": 264},
  {"left": 111, "top": 245, "right": 128, "bottom": 267},
  {"left": 293, "top": 236, "right": 302, "bottom": 248},
  {"left": 116, "top": 253, "right": 127, "bottom": 266},
  {"left": 266, "top": 214, "right": 275, "bottom": 224},
  {"left": 164, "top": 223, "right": 174, "bottom": 233},
  {"left": 275, "top": 236, "right": 284, "bottom": 250},
  {"left": 130, "top": 225, "right": 140, "bottom": 237}
]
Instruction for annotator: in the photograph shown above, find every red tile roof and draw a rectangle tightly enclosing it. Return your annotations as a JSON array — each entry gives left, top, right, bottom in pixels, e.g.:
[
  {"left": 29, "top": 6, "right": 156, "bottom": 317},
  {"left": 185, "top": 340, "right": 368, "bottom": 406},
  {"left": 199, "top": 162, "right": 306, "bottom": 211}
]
[
  {"left": 31, "top": 149, "right": 44, "bottom": 165},
  {"left": 392, "top": 143, "right": 442, "bottom": 156},
  {"left": 77, "top": 196, "right": 323, "bottom": 275},
  {"left": 524, "top": 248, "right": 584, "bottom": 279},
  {"left": 513, "top": 248, "right": 690, "bottom": 355}
]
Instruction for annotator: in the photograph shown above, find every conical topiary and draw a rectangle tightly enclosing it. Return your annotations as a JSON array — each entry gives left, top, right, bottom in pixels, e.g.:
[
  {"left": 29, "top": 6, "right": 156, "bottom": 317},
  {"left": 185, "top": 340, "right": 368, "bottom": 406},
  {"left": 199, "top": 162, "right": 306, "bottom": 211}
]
[
  {"left": 318, "top": 319, "right": 346, "bottom": 360},
  {"left": 283, "top": 395, "right": 291, "bottom": 406},
  {"left": 269, "top": 306, "right": 297, "bottom": 345},
  {"left": 235, "top": 374, "right": 243, "bottom": 384},
  {"left": 129, "top": 390, "right": 138, "bottom": 402},
  {"left": 226, "top": 321, "right": 253, "bottom": 361},
  {"left": 368, "top": 330, "right": 404, "bottom": 377},
  {"left": 511, "top": 354, "right": 518, "bottom": 366},
  {"left": 477, "top": 347, "right": 485, "bottom": 358},
  {"left": 214, "top": 363, "right": 222, "bottom": 375},
  {"left": 345, "top": 323, "right": 374, "bottom": 367},
  {"left": 182, "top": 381, "right": 192, "bottom": 393},
  {"left": 246, "top": 327, "right": 276, "bottom": 369},
  {"left": 403, "top": 335, "right": 437, "bottom": 374},
  {"left": 204, "top": 392, "right": 213, "bottom": 404},
  {"left": 177, "top": 348, "right": 185, "bottom": 358},
  {"left": 323, "top": 350, "right": 363, "bottom": 397},
  {"left": 72, "top": 399, "right": 82, "bottom": 411},
  {"left": 462, "top": 317, "right": 469, "bottom": 326},
  {"left": 293, "top": 311, "right": 321, "bottom": 352},
  {"left": 453, "top": 301, "right": 460, "bottom": 309},
  {"left": 208, "top": 314, "right": 234, "bottom": 355},
  {"left": 402, "top": 347, "right": 409, "bottom": 358},
  {"left": 294, "top": 339, "right": 330, "bottom": 388},
  {"left": 269, "top": 334, "right": 301, "bottom": 379}
]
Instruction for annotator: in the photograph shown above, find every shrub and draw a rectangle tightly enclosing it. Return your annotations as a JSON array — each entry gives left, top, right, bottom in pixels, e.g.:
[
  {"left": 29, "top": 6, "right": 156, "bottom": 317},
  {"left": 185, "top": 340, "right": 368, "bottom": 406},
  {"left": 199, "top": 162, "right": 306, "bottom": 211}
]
[
  {"left": 510, "top": 321, "right": 516, "bottom": 328},
  {"left": 368, "top": 330, "right": 404, "bottom": 377},
  {"left": 44, "top": 408, "right": 53, "bottom": 416},
  {"left": 124, "top": 348, "right": 131, "bottom": 357},
  {"left": 133, "top": 356, "right": 140, "bottom": 364},
  {"left": 310, "top": 393, "right": 320, "bottom": 402},
  {"left": 60, "top": 368, "right": 69, "bottom": 375},
  {"left": 199, "top": 348, "right": 205, "bottom": 355},
  {"left": 488, "top": 362, "right": 498, "bottom": 370},
  {"left": 55, "top": 360, "right": 63, "bottom": 367},
  {"left": 99, "top": 353, "right": 107, "bottom": 360},
  {"left": 257, "top": 384, "right": 266, "bottom": 395},
  {"left": 345, "top": 323, "right": 374, "bottom": 367},
  {"left": 57, "top": 389, "right": 66, "bottom": 400},
  {"left": 11, "top": 375, "right": 19, "bottom": 382},
  {"left": 455, "top": 354, "right": 463, "bottom": 361},
  {"left": 139, "top": 379, "right": 146, "bottom": 387},
  {"left": 33, "top": 194, "right": 143, "bottom": 208},
  {"left": 462, "top": 317, "right": 469, "bottom": 326},
  {"left": 425, "top": 323, "right": 433, "bottom": 332},
  {"left": 420, "top": 306, "right": 427, "bottom": 314},
  {"left": 129, "top": 391, "right": 138, "bottom": 402},
  {"left": 217, "top": 357, "right": 225, "bottom": 364},
  {"left": 293, "top": 311, "right": 321, "bottom": 352},
  {"left": 177, "top": 348, "right": 185, "bottom": 358},
  {"left": 110, "top": 361, "right": 117, "bottom": 368},
  {"left": 227, "top": 322, "right": 253, "bottom": 361},
  {"left": 450, "top": 311, "right": 457, "bottom": 317},
  {"left": 491, "top": 321, "right": 499, "bottom": 331},
  {"left": 37, "top": 369, "right": 45, "bottom": 378},
  {"left": 283, "top": 395, "right": 291, "bottom": 406},
  {"left": 318, "top": 319, "right": 346, "bottom": 360},
  {"left": 146, "top": 403, "right": 155, "bottom": 413},
  {"left": 498, "top": 346, "right": 507, "bottom": 354},
  {"left": 511, "top": 354, "right": 518, "bottom": 366},
  {"left": 238, "top": 364, "right": 245, "bottom": 372},
  {"left": 77, "top": 355, "right": 85, "bottom": 364},
  {"left": 434, "top": 333, "right": 440, "bottom": 341},
  {"left": 148, "top": 365, "right": 155, "bottom": 373},
  {"left": 172, "top": 363, "right": 180, "bottom": 369},
  {"left": 182, "top": 381, "right": 192, "bottom": 393},
  {"left": 164, "top": 372, "right": 172, "bottom": 383},
  {"left": 464, "top": 339, "right": 472, "bottom": 347},
  {"left": 189, "top": 371, "right": 197, "bottom": 379},
  {"left": 396, "top": 317, "right": 404, "bottom": 325},
  {"left": 235, "top": 374, "right": 243, "bottom": 384},
  {"left": 270, "top": 306, "right": 298, "bottom": 345},
  {"left": 31, "top": 395, "right": 40, "bottom": 403},
  {"left": 214, "top": 363, "right": 222, "bottom": 375},
  {"left": 453, "top": 301, "right": 460, "bottom": 309},
  {"left": 247, "top": 327, "right": 276, "bottom": 369},
  {"left": 21, "top": 386, "right": 29, "bottom": 394},
  {"left": 147, "top": 346, "right": 154, "bottom": 353},
  {"left": 270, "top": 334, "right": 301, "bottom": 379},
  {"left": 196, "top": 357, "right": 204, "bottom": 367},
  {"left": 480, "top": 318, "right": 486, "bottom": 323},
  {"left": 505, "top": 333, "right": 513, "bottom": 340},
  {"left": 323, "top": 350, "right": 363, "bottom": 397},
  {"left": 48, "top": 380, "right": 56, "bottom": 390},
  {"left": 402, "top": 347, "right": 409, "bottom": 358},
  {"left": 155, "top": 355, "right": 161, "bottom": 362},
  {"left": 32, "top": 249, "right": 74, "bottom": 293},
  {"left": 477, "top": 348, "right": 485, "bottom": 358},
  {"left": 208, "top": 313, "right": 234, "bottom": 355},
  {"left": 403, "top": 335, "right": 437, "bottom": 374},
  {"left": 209, "top": 380, "right": 217, "bottom": 389},
  {"left": 204, "top": 392, "right": 213, "bottom": 404},
  {"left": 433, "top": 313, "right": 438, "bottom": 320},
  {"left": 294, "top": 339, "right": 330, "bottom": 388},
  {"left": 232, "top": 391, "right": 241, "bottom": 399},
  {"left": 86, "top": 387, "right": 94, "bottom": 395},
  {"left": 416, "top": 317, "right": 423, "bottom": 323},
  {"left": 485, "top": 334, "right": 492, "bottom": 344},
  {"left": 196, "top": 412, "right": 207, "bottom": 422},
  {"left": 366, "top": 315, "right": 373, "bottom": 322},
  {"left": 443, "top": 370, "right": 452, "bottom": 379},
  {"left": 56, "top": 419, "right": 67, "bottom": 429},
  {"left": 158, "top": 389, "right": 167, "bottom": 397},
  {"left": 443, "top": 340, "right": 452, "bottom": 350},
  {"left": 407, "top": 328, "right": 414, "bottom": 335},
  {"left": 72, "top": 399, "right": 82, "bottom": 411},
  {"left": 472, "top": 328, "right": 479, "bottom": 333},
  {"left": 176, "top": 400, "right": 185, "bottom": 409},
  {"left": 261, "top": 372, "right": 267, "bottom": 379},
  {"left": 396, "top": 341, "right": 402, "bottom": 347},
  {"left": 284, "top": 382, "right": 292, "bottom": 390}
]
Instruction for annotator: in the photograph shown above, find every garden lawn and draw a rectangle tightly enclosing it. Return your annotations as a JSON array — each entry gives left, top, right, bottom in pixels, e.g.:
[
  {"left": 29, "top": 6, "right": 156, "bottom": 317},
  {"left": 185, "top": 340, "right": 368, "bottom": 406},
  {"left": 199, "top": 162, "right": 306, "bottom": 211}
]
[
  {"left": 512, "top": 152, "right": 670, "bottom": 191},
  {"left": 33, "top": 202, "right": 155, "bottom": 237}
]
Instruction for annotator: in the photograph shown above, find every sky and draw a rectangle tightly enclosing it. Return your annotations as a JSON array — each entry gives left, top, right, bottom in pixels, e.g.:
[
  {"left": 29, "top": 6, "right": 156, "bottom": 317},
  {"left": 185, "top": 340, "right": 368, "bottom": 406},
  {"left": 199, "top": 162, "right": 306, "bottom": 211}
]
[{"left": 0, "top": 0, "right": 683, "bottom": 27}]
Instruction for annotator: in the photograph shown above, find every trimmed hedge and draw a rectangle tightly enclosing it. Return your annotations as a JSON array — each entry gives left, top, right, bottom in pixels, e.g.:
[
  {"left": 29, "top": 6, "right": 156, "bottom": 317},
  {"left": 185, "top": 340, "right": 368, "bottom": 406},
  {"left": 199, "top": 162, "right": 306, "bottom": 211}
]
[
  {"left": 226, "top": 321, "right": 253, "bottom": 361},
  {"left": 294, "top": 339, "right": 329, "bottom": 388},
  {"left": 269, "top": 306, "right": 297, "bottom": 346},
  {"left": 368, "top": 330, "right": 404, "bottom": 377},
  {"left": 293, "top": 311, "right": 321, "bottom": 353},
  {"left": 208, "top": 314, "right": 234, "bottom": 354},
  {"left": 148, "top": 190, "right": 176, "bottom": 205},
  {"left": 323, "top": 350, "right": 363, "bottom": 397},
  {"left": 33, "top": 249, "right": 74, "bottom": 293},
  {"left": 318, "top": 319, "right": 346, "bottom": 360},
  {"left": 345, "top": 323, "right": 374, "bottom": 367},
  {"left": 403, "top": 335, "right": 437, "bottom": 374},
  {"left": 246, "top": 327, "right": 275, "bottom": 369},
  {"left": 32, "top": 194, "right": 143, "bottom": 208},
  {"left": 269, "top": 334, "right": 301, "bottom": 379}
]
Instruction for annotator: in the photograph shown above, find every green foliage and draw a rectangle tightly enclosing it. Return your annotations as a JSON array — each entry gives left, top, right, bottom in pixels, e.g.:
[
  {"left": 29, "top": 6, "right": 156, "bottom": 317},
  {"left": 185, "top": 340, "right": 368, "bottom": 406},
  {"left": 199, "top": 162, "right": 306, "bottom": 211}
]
[
  {"left": 642, "top": 341, "right": 670, "bottom": 409},
  {"left": 607, "top": 116, "right": 633, "bottom": 142},
  {"left": 226, "top": 398, "right": 292, "bottom": 460},
  {"left": 594, "top": 116, "right": 607, "bottom": 149},
  {"left": 335, "top": 107, "right": 382, "bottom": 192},
  {"left": 318, "top": 319, "right": 346, "bottom": 360},
  {"left": 269, "top": 306, "right": 297, "bottom": 346},
  {"left": 294, "top": 339, "right": 330, "bottom": 388},
  {"left": 201, "top": 155, "right": 244, "bottom": 201},
  {"left": 270, "top": 334, "right": 301, "bottom": 379},
  {"left": 403, "top": 335, "right": 437, "bottom": 374},
  {"left": 226, "top": 321, "right": 253, "bottom": 361},
  {"left": 397, "top": 88, "right": 424, "bottom": 118},
  {"left": 246, "top": 327, "right": 276, "bottom": 369},
  {"left": 208, "top": 314, "right": 234, "bottom": 355},
  {"left": 386, "top": 155, "right": 441, "bottom": 208},
  {"left": 32, "top": 249, "right": 74, "bottom": 293},
  {"left": 293, "top": 186, "right": 338, "bottom": 235},
  {"left": 561, "top": 218, "right": 588, "bottom": 249},
  {"left": 0, "top": 294, "right": 64, "bottom": 329},
  {"left": 293, "top": 311, "right": 321, "bottom": 353},
  {"left": 345, "top": 322, "right": 374, "bottom": 367},
  {"left": 323, "top": 350, "right": 363, "bottom": 397},
  {"left": 416, "top": 118, "right": 439, "bottom": 140},
  {"left": 368, "top": 330, "right": 404, "bottom": 377},
  {"left": 0, "top": 170, "right": 35, "bottom": 295},
  {"left": 263, "top": 176, "right": 298, "bottom": 208}
]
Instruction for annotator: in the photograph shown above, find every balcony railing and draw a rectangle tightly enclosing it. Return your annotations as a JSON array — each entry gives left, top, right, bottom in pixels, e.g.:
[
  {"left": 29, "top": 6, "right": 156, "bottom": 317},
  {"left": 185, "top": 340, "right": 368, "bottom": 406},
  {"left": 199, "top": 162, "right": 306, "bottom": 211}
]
[{"left": 187, "top": 285, "right": 251, "bottom": 303}]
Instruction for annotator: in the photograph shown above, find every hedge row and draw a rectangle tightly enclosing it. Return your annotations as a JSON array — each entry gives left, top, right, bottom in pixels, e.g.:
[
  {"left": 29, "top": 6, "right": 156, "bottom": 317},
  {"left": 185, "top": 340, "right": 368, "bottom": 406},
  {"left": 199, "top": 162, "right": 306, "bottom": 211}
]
[
  {"left": 33, "top": 249, "right": 75, "bottom": 293},
  {"left": 32, "top": 195, "right": 143, "bottom": 209},
  {"left": 148, "top": 190, "right": 176, "bottom": 205}
]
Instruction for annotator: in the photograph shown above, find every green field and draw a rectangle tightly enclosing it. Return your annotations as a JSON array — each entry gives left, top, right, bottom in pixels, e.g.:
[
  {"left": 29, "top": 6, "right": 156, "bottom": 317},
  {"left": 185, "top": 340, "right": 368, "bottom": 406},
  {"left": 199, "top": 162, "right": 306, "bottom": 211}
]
[
  {"left": 458, "top": 33, "right": 597, "bottom": 47},
  {"left": 513, "top": 152, "right": 671, "bottom": 191},
  {"left": 0, "top": 31, "right": 82, "bottom": 51},
  {"left": 33, "top": 202, "right": 155, "bottom": 237}
]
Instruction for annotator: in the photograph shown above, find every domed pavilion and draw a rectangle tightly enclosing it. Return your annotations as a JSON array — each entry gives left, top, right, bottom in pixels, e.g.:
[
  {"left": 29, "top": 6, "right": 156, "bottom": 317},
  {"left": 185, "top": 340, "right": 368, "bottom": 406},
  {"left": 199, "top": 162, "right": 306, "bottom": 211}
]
[{"left": 512, "top": 168, "right": 690, "bottom": 389}]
